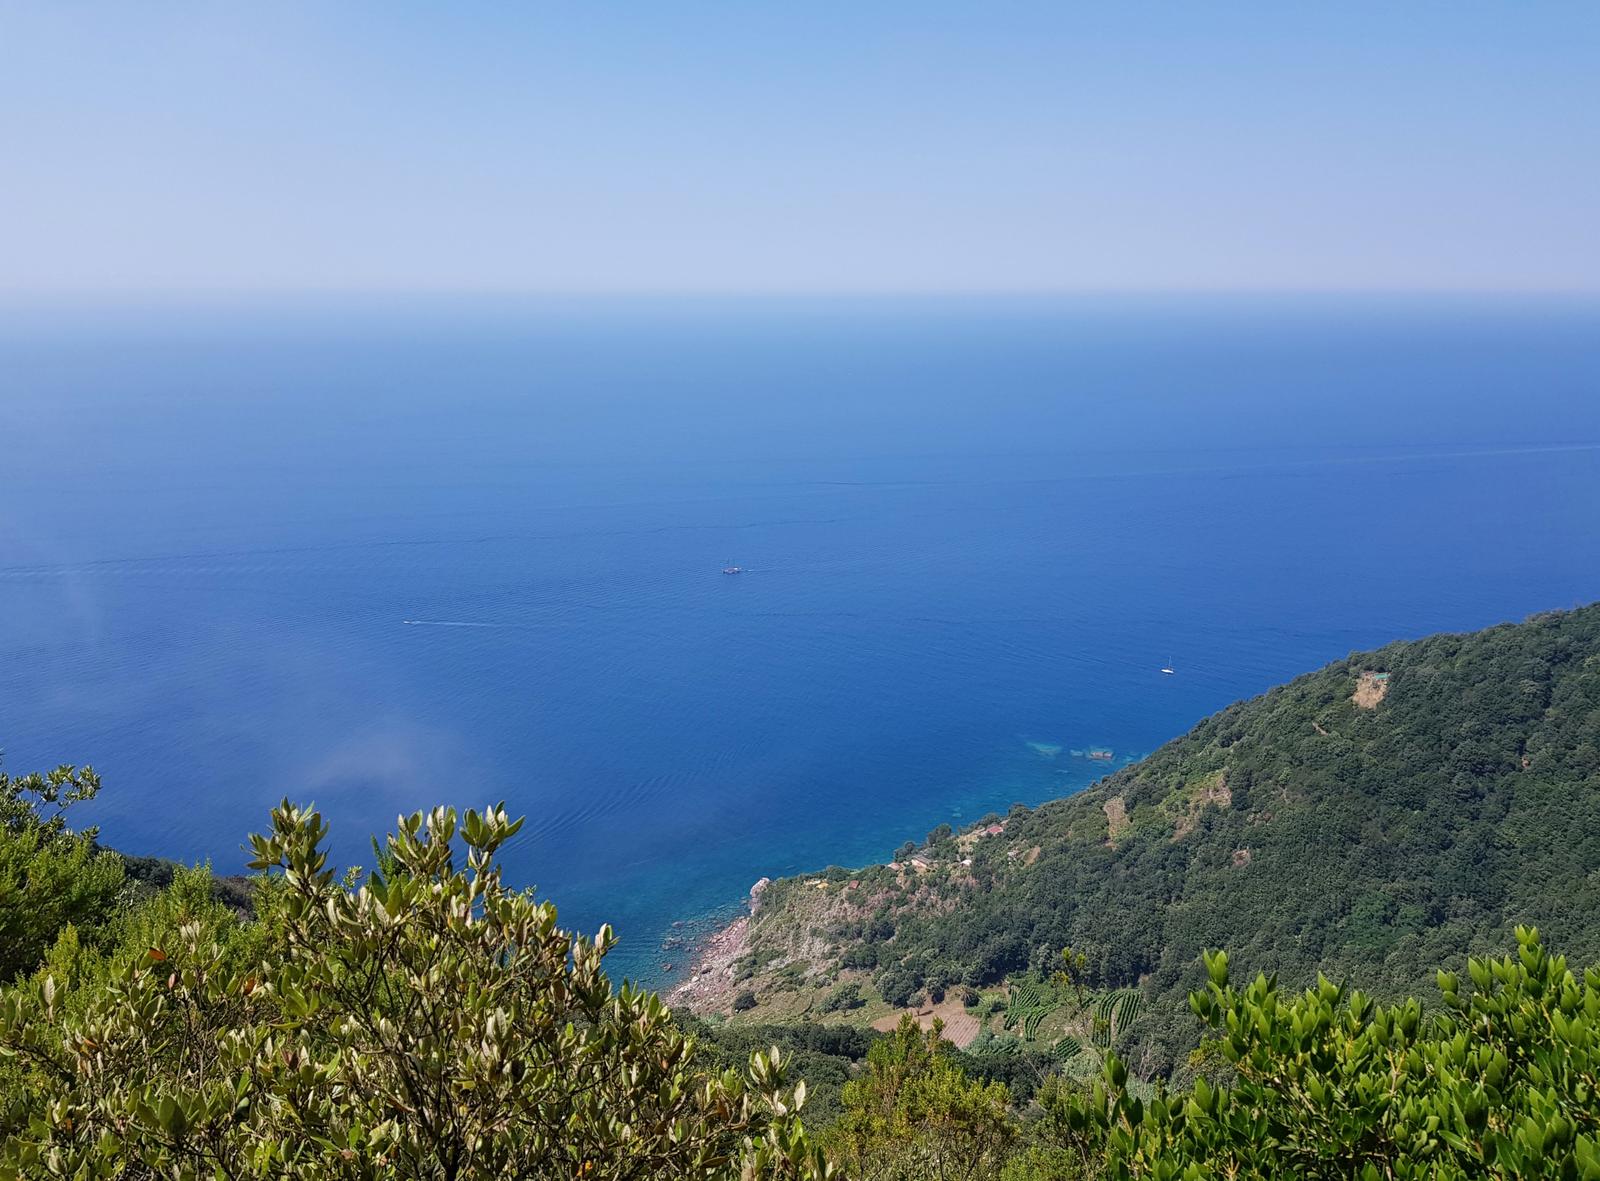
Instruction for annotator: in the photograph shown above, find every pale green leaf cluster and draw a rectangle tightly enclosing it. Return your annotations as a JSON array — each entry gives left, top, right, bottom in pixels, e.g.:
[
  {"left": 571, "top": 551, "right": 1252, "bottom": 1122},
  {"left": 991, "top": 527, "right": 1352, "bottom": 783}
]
[{"left": 0, "top": 800, "right": 833, "bottom": 1181}]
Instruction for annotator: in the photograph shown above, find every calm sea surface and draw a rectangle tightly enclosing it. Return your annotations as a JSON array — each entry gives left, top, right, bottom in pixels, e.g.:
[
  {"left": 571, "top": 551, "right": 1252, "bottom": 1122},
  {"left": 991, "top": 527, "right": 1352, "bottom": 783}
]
[{"left": 3, "top": 296, "right": 1598, "bottom": 981}]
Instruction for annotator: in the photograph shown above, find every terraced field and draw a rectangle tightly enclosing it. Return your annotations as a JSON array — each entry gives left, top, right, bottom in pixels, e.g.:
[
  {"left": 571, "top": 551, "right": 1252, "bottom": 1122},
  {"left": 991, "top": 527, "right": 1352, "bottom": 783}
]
[
  {"left": 1091, "top": 989, "right": 1141, "bottom": 1047},
  {"left": 1001, "top": 978, "right": 1059, "bottom": 1040}
]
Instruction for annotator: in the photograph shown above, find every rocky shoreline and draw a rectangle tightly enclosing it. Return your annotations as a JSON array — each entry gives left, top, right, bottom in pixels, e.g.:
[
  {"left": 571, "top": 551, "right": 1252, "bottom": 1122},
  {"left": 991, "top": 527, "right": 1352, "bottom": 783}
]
[
  {"left": 665, "top": 876, "right": 769, "bottom": 1010},
  {"left": 666, "top": 914, "right": 750, "bottom": 1009}
]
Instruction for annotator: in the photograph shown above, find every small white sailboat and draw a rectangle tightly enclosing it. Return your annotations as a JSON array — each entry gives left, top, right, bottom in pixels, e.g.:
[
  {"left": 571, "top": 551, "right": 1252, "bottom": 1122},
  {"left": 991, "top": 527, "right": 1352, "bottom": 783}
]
[{"left": 1160, "top": 657, "right": 1176, "bottom": 675}]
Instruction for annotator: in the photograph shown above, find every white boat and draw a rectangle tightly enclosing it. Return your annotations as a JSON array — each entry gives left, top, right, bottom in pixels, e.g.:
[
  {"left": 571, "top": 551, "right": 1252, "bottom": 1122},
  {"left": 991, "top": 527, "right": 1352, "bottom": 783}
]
[{"left": 1160, "top": 657, "right": 1175, "bottom": 675}]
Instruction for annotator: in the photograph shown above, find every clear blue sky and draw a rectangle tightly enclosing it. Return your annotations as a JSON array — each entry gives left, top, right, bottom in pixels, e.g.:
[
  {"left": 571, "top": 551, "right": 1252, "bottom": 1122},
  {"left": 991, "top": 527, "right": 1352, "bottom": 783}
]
[{"left": 2, "top": 1, "right": 1596, "bottom": 294}]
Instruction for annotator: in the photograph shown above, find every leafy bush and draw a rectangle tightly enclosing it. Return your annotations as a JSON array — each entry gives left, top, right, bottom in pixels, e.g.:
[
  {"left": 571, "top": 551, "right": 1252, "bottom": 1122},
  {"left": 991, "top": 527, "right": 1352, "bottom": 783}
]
[
  {"left": 876, "top": 964, "right": 920, "bottom": 1008},
  {"left": 966, "top": 1029, "right": 1025, "bottom": 1058},
  {"left": 829, "top": 1017, "right": 1013, "bottom": 1181},
  {"left": 683, "top": 1017, "right": 876, "bottom": 1126},
  {"left": 817, "top": 982, "right": 865, "bottom": 1013},
  {"left": 0, "top": 801, "right": 830, "bottom": 1181},
  {"left": 840, "top": 942, "right": 879, "bottom": 970},
  {"left": 1058, "top": 928, "right": 1600, "bottom": 1179},
  {"left": 0, "top": 763, "right": 124, "bottom": 981}
]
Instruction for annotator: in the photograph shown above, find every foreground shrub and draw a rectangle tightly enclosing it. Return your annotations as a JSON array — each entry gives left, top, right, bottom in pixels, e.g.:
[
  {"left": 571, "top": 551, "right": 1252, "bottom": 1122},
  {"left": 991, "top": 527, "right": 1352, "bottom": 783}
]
[
  {"left": 1059, "top": 926, "right": 1600, "bottom": 1179},
  {"left": 829, "top": 1016, "right": 1014, "bottom": 1181},
  {"left": 0, "top": 763, "right": 124, "bottom": 980},
  {"left": 0, "top": 801, "right": 830, "bottom": 1181}
]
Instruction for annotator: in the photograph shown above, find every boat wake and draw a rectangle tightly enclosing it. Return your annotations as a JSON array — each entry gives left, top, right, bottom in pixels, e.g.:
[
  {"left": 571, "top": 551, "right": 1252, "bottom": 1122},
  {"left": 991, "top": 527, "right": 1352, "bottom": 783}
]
[{"left": 401, "top": 619, "right": 502, "bottom": 628}]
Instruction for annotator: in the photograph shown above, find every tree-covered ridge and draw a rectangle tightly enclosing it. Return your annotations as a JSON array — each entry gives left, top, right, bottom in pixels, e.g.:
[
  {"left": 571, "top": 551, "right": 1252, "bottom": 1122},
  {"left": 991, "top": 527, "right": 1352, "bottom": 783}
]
[{"left": 727, "top": 604, "right": 1600, "bottom": 1074}]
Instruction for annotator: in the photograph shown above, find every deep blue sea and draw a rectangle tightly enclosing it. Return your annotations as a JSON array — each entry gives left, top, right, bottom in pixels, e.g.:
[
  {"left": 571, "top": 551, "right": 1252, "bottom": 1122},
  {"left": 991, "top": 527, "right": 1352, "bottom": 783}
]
[{"left": 3, "top": 296, "right": 1598, "bottom": 982}]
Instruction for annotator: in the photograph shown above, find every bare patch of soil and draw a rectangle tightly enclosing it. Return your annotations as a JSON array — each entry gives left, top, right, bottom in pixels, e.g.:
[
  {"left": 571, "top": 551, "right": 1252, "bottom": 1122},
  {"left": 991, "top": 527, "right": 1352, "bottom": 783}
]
[
  {"left": 871, "top": 995, "right": 983, "bottom": 1048},
  {"left": 1353, "top": 671, "right": 1390, "bottom": 709},
  {"left": 1103, "top": 797, "right": 1129, "bottom": 844}
]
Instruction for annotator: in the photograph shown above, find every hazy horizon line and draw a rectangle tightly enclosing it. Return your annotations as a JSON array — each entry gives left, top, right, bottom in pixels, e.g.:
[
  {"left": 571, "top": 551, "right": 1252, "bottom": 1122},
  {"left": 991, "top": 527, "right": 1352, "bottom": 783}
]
[{"left": 4, "top": 286, "right": 1599, "bottom": 303}]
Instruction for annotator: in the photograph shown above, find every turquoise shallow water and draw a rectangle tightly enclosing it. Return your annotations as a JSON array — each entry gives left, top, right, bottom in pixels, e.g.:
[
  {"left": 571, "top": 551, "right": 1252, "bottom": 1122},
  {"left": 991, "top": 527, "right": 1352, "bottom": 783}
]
[{"left": 2, "top": 296, "right": 1598, "bottom": 983}]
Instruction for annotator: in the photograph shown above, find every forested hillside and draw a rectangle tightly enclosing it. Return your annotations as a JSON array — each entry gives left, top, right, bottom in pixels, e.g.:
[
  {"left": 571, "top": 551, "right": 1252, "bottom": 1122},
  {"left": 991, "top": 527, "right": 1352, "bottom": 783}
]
[{"left": 723, "top": 604, "right": 1600, "bottom": 1073}]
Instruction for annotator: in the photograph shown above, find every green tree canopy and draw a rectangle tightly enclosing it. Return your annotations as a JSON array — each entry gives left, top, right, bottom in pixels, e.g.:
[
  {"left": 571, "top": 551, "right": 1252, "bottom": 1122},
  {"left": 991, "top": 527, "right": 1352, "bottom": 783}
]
[{"left": 829, "top": 1016, "right": 1013, "bottom": 1181}]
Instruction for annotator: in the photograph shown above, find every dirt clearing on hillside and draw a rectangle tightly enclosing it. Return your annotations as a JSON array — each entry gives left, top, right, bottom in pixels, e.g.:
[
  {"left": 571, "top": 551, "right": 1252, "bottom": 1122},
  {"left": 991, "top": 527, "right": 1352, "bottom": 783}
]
[{"left": 872, "top": 995, "right": 982, "bottom": 1048}]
